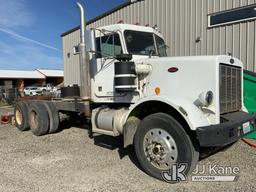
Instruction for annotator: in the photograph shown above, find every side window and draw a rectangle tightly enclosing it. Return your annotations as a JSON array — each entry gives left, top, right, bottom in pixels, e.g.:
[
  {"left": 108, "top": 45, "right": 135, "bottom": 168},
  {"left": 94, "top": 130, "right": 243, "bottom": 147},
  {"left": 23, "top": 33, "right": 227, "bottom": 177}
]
[
  {"left": 155, "top": 35, "right": 167, "bottom": 57},
  {"left": 96, "top": 33, "right": 122, "bottom": 58}
]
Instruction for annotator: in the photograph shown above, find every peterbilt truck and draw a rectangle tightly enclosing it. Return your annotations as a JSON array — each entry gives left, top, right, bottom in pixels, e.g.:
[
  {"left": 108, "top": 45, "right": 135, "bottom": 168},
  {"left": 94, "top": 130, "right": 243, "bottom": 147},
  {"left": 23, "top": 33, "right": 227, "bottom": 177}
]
[{"left": 14, "top": 2, "right": 256, "bottom": 182}]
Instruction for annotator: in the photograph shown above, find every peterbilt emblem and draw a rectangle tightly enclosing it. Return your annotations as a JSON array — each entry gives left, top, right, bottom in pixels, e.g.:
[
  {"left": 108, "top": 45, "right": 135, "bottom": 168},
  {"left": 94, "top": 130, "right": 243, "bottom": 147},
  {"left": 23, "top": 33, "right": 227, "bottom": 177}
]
[{"left": 168, "top": 67, "right": 179, "bottom": 73}]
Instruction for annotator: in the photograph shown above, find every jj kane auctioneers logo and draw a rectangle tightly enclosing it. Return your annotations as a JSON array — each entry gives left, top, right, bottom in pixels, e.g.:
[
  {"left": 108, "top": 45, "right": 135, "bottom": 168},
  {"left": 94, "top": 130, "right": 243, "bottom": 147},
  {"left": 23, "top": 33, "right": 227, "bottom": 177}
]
[{"left": 162, "top": 164, "right": 240, "bottom": 183}]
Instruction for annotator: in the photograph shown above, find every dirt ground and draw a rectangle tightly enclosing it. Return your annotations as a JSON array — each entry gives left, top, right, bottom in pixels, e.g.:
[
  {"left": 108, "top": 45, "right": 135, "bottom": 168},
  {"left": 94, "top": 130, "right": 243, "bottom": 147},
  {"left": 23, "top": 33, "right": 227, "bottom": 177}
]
[{"left": 0, "top": 106, "right": 255, "bottom": 192}]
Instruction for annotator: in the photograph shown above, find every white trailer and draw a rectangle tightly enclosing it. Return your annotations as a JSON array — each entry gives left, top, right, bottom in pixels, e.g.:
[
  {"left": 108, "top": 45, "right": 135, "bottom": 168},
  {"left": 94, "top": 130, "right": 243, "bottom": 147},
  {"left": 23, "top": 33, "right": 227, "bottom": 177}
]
[{"left": 14, "top": 2, "right": 256, "bottom": 182}]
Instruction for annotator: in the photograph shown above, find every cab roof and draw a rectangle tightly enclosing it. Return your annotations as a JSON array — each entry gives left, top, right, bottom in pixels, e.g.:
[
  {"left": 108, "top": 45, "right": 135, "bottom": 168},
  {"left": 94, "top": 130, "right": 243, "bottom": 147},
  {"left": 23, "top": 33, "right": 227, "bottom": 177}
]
[
  {"left": 96, "top": 24, "right": 164, "bottom": 38},
  {"left": 61, "top": 24, "right": 164, "bottom": 39}
]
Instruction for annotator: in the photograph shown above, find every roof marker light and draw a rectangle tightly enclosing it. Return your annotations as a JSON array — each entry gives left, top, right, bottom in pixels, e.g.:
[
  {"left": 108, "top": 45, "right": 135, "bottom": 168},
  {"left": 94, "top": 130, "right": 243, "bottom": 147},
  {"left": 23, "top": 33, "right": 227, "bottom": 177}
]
[{"left": 153, "top": 25, "right": 158, "bottom": 30}]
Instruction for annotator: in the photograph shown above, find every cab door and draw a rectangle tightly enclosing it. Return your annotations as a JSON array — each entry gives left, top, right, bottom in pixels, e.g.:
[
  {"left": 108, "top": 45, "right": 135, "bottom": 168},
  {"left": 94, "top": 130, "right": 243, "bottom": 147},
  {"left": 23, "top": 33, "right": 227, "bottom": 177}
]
[{"left": 93, "top": 32, "right": 124, "bottom": 99}]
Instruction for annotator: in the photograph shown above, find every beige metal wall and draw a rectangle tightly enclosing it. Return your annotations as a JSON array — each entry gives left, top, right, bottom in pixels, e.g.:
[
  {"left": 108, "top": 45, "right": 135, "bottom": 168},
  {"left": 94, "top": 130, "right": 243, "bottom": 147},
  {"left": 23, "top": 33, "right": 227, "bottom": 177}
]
[
  {"left": 88, "top": 0, "right": 256, "bottom": 71},
  {"left": 63, "top": 0, "right": 256, "bottom": 85},
  {"left": 62, "top": 29, "right": 81, "bottom": 86}
]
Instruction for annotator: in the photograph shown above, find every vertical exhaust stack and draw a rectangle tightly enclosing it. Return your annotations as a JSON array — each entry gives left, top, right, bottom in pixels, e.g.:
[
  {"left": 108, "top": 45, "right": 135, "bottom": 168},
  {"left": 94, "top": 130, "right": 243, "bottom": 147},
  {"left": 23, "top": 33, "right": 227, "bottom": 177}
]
[{"left": 76, "top": 2, "right": 90, "bottom": 99}]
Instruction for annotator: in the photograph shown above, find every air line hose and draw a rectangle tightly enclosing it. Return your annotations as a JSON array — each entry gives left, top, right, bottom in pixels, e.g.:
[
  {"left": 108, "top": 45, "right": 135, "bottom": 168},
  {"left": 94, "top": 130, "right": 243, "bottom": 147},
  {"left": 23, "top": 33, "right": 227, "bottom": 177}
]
[{"left": 242, "top": 138, "right": 256, "bottom": 148}]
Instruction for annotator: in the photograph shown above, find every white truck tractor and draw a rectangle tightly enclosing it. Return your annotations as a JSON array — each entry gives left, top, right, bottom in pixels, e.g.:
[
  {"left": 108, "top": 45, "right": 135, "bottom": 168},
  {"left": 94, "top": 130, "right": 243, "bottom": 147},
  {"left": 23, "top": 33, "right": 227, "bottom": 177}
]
[{"left": 14, "top": 3, "right": 256, "bottom": 182}]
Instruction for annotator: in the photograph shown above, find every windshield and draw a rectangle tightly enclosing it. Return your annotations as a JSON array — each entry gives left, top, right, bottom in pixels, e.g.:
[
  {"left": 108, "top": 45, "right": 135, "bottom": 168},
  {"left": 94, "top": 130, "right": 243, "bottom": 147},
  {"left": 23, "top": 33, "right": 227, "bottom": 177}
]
[
  {"left": 124, "top": 30, "right": 167, "bottom": 57},
  {"left": 124, "top": 30, "right": 156, "bottom": 56}
]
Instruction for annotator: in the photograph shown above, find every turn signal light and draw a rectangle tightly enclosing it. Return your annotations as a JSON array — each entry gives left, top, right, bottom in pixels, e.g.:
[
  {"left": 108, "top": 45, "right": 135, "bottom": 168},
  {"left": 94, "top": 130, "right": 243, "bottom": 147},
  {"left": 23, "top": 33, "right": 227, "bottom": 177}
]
[{"left": 155, "top": 87, "right": 161, "bottom": 95}]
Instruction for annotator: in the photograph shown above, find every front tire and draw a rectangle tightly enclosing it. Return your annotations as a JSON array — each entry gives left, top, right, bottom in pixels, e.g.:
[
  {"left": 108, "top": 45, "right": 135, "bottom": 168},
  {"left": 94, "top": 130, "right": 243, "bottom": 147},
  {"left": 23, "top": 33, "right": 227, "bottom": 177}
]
[{"left": 134, "top": 113, "right": 199, "bottom": 182}]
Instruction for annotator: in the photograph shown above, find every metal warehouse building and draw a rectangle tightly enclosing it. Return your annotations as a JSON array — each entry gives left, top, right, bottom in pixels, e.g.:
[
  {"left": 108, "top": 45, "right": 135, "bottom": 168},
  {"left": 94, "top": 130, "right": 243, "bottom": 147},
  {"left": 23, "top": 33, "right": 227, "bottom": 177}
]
[{"left": 62, "top": 0, "right": 256, "bottom": 86}]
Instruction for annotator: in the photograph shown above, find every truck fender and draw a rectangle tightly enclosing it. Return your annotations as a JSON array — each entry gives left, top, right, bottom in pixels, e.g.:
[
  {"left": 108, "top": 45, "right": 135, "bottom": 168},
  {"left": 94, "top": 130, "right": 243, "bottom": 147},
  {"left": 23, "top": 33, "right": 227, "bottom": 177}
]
[
  {"left": 123, "top": 116, "right": 140, "bottom": 148},
  {"left": 123, "top": 96, "right": 209, "bottom": 148}
]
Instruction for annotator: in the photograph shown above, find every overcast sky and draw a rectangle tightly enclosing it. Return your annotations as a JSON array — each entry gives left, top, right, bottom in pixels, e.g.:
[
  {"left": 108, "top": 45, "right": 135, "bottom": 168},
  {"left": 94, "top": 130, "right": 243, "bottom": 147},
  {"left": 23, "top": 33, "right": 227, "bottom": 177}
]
[{"left": 0, "top": 0, "right": 126, "bottom": 70}]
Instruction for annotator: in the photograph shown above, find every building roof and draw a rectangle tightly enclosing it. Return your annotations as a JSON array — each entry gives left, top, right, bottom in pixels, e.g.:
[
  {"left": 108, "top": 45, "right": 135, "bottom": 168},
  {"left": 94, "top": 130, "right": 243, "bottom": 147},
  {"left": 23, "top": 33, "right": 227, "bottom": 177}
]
[
  {"left": 61, "top": 26, "right": 80, "bottom": 37},
  {"left": 61, "top": 0, "right": 142, "bottom": 37},
  {"left": 0, "top": 70, "right": 45, "bottom": 79},
  {"left": 36, "top": 69, "right": 64, "bottom": 77},
  {"left": 0, "top": 69, "right": 63, "bottom": 79}
]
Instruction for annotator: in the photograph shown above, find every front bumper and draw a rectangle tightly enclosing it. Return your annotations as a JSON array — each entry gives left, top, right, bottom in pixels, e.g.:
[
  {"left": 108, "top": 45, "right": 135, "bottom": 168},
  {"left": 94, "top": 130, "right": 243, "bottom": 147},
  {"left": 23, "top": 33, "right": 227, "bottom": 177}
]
[{"left": 196, "top": 111, "right": 256, "bottom": 147}]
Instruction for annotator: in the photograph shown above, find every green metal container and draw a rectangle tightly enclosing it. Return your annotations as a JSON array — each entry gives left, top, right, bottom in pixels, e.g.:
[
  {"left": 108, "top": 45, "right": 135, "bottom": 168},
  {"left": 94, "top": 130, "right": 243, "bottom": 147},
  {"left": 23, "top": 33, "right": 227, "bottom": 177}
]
[{"left": 243, "top": 70, "right": 256, "bottom": 139}]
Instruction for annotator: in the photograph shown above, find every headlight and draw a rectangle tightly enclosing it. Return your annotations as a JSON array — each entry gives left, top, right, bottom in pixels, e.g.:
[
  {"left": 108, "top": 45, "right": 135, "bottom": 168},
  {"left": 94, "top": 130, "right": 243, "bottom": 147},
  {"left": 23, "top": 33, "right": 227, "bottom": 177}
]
[{"left": 198, "top": 91, "right": 213, "bottom": 107}]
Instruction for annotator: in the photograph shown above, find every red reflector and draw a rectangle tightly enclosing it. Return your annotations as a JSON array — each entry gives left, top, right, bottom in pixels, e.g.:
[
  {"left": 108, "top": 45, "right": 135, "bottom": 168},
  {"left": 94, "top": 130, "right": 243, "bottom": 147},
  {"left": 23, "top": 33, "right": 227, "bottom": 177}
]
[{"left": 168, "top": 67, "right": 179, "bottom": 73}]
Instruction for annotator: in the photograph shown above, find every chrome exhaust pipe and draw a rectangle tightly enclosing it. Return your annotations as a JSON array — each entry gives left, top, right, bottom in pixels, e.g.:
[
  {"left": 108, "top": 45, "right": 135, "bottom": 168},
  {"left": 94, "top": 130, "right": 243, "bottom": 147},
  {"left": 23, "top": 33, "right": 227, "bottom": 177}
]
[
  {"left": 76, "top": 2, "right": 85, "bottom": 44},
  {"left": 76, "top": 2, "right": 90, "bottom": 99}
]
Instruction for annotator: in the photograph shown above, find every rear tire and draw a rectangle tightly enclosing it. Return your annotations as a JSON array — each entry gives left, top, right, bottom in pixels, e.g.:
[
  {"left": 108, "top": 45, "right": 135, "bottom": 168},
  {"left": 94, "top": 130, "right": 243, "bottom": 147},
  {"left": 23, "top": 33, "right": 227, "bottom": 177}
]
[
  {"left": 29, "top": 102, "right": 49, "bottom": 136},
  {"left": 134, "top": 113, "right": 199, "bottom": 182},
  {"left": 44, "top": 102, "right": 59, "bottom": 134},
  {"left": 14, "top": 101, "right": 30, "bottom": 131}
]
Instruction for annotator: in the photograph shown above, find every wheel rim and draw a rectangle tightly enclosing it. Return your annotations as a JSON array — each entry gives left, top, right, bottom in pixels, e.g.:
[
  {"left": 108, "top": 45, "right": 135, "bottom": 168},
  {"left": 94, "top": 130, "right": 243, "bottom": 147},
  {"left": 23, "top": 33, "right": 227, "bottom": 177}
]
[
  {"left": 15, "top": 109, "right": 23, "bottom": 125},
  {"left": 143, "top": 128, "right": 178, "bottom": 170},
  {"left": 30, "top": 110, "right": 39, "bottom": 130}
]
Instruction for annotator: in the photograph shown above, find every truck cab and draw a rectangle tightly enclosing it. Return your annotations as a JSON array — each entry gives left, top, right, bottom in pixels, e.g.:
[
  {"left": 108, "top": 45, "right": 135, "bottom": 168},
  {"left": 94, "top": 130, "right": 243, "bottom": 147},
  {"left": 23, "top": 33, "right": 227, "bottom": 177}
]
[
  {"left": 88, "top": 24, "right": 252, "bottom": 129},
  {"left": 89, "top": 24, "right": 167, "bottom": 103}
]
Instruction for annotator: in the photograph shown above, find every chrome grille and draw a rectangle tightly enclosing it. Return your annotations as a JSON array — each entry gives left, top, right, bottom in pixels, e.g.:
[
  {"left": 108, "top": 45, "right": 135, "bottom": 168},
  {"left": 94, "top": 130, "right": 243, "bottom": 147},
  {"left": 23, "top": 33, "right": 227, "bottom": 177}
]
[{"left": 219, "top": 64, "right": 242, "bottom": 114}]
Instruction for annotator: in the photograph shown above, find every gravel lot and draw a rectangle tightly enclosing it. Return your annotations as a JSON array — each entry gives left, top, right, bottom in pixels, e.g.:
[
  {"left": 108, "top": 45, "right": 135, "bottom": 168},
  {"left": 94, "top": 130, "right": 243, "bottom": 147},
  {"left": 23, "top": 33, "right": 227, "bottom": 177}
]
[{"left": 0, "top": 106, "right": 255, "bottom": 192}]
